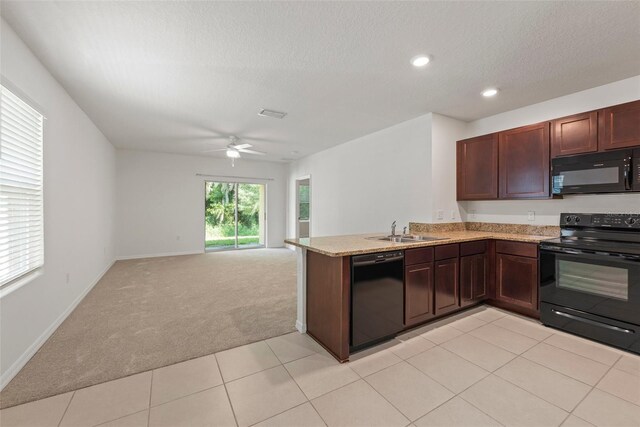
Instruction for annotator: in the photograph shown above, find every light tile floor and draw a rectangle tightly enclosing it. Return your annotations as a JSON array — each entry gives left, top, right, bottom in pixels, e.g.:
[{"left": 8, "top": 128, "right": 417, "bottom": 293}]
[{"left": 2, "top": 306, "right": 639, "bottom": 427}]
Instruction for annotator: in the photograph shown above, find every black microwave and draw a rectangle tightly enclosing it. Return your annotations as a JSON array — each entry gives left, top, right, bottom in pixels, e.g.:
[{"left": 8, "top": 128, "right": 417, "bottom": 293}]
[{"left": 552, "top": 149, "right": 639, "bottom": 195}]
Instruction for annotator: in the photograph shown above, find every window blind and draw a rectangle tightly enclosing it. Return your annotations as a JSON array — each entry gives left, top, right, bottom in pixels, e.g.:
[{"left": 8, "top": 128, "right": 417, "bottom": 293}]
[{"left": 0, "top": 85, "right": 44, "bottom": 287}]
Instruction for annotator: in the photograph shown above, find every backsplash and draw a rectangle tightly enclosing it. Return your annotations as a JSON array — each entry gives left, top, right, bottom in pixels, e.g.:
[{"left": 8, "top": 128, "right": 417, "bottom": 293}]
[{"left": 410, "top": 221, "right": 560, "bottom": 237}]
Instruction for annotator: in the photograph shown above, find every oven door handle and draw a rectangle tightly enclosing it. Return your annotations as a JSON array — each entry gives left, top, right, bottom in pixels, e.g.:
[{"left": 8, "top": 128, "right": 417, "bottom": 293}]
[
  {"left": 551, "top": 309, "right": 635, "bottom": 334},
  {"left": 540, "top": 245, "right": 640, "bottom": 261}
]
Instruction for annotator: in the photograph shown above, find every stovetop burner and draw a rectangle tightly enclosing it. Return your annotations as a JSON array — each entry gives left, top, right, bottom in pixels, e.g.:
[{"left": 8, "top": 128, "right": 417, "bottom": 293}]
[{"left": 541, "top": 213, "right": 640, "bottom": 256}]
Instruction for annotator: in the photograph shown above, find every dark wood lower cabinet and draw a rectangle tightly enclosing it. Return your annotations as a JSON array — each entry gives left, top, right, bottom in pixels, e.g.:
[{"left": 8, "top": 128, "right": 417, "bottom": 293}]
[
  {"left": 495, "top": 253, "right": 538, "bottom": 313},
  {"left": 434, "top": 257, "right": 459, "bottom": 316},
  {"left": 460, "top": 253, "right": 488, "bottom": 307},
  {"left": 306, "top": 251, "right": 350, "bottom": 362},
  {"left": 404, "top": 262, "right": 434, "bottom": 326}
]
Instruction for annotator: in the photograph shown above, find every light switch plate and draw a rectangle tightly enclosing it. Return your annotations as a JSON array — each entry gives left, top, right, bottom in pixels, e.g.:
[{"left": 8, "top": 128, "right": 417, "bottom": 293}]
[
  {"left": 437, "top": 210, "right": 444, "bottom": 220},
  {"left": 527, "top": 211, "right": 535, "bottom": 221}
]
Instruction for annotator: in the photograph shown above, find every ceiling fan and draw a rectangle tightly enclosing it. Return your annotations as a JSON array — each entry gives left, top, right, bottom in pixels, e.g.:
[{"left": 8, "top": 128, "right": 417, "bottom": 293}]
[{"left": 203, "top": 135, "right": 266, "bottom": 166}]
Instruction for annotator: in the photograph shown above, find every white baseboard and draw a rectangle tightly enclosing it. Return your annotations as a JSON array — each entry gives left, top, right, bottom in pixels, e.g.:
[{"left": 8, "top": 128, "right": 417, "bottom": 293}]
[
  {"left": 295, "top": 320, "right": 307, "bottom": 333},
  {"left": 116, "top": 250, "right": 202, "bottom": 261},
  {"left": 0, "top": 259, "right": 116, "bottom": 391}
]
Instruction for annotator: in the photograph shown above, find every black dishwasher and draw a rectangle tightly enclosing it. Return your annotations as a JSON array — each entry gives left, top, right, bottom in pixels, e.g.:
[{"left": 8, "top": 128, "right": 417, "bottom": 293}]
[{"left": 350, "top": 251, "right": 404, "bottom": 352}]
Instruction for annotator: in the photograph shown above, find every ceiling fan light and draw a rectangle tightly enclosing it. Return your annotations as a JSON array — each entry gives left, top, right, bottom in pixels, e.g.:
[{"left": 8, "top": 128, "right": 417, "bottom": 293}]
[{"left": 226, "top": 148, "right": 240, "bottom": 158}]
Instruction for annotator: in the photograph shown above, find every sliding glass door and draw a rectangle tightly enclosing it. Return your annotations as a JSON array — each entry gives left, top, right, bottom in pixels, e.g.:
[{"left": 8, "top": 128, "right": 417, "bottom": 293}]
[{"left": 205, "top": 181, "right": 265, "bottom": 251}]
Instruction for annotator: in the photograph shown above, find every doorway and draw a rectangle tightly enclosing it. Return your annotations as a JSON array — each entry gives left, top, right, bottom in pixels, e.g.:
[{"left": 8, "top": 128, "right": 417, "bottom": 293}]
[
  {"left": 205, "top": 181, "right": 266, "bottom": 251},
  {"left": 296, "top": 177, "right": 310, "bottom": 238}
]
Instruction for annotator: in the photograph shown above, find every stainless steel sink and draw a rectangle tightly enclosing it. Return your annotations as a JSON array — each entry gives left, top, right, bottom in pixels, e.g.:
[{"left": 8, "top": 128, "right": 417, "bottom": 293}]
[{"left": 375, "top": 235, "right": 445, "bottom": 243}]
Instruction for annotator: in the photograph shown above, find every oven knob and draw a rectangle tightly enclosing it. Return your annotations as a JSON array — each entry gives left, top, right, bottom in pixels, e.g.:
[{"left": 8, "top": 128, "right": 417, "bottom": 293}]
[
  {"left": 565, "top": 215, "right": 574, "bottom": 223},
  {"left": 574, "top": 217, "right": 581, "bottom": 223},
  {"left": 626, "top": 218, "right": 636, "bottom": 226}
]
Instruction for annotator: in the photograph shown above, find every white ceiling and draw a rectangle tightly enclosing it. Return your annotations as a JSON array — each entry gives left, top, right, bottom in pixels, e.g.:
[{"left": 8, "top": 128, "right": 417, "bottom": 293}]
[{"left": 2, "top": 1, "right": 639, "bottom": 162}]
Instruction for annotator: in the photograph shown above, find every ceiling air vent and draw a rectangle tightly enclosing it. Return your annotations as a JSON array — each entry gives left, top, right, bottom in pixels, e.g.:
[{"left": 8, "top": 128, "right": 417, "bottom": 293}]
[{"left": 258, "top": 109, "right": 287, "bottom": 119}]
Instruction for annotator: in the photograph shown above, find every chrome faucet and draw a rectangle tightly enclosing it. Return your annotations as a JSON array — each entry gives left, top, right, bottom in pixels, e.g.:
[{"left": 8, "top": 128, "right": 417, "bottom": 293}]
[
  {"left": 391, "top": 221, "right": 397, "bottom": 236},
  {"left": 403, "top": 226, "right": 407, "bottom": 236}
]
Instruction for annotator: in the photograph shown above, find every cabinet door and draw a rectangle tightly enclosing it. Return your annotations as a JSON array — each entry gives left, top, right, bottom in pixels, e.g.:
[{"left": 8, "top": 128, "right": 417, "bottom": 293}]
[
  {"left": 456, "top": 134, "right": 499, "bottom": 200},
  {"left": 472, "top": 254, "right": 488, "bottom": 301},
  {"left": 460, "top": 256, "right": 474, "bottom": 307},
  {"left": 499, "top": 123, "right": 550, "bottom": 199},
  {"left": 551, "top": 112, "right": 598, "bottom": 158},
  {"left": 460, "top": 254, "right": 488, "bottom": 307},
  {"left": 434, "top": 258, "right": 459, "bottom": 316},
  {"left": 496, "top": 253, "right": 538, "bottom": 311},
  {"left": 404, "top": 262, "right": 434, "bottom": 326},
  {"left": 599, "top": 100, "right": 640, "bottom": 150}
]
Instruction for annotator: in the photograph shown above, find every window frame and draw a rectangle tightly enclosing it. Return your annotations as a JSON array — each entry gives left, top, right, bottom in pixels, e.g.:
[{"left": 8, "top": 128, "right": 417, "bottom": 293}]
[{"left": 0, "top": 83, "right": 45, "bottom": 289}]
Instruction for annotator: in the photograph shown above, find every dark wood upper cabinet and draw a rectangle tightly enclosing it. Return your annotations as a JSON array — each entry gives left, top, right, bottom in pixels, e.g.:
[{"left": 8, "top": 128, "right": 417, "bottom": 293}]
[
  {"left": 434, "top": 257, "right": 459, "bottom": 316},
  {"left": 499, "top": 122, "right": 550, "bottom": 199},
  {"left": 599, "top": 100, "right": 640, "bottom": 151},
  {"left": 456, "top": 134, "right": 499, "bottom": 200},
  {"left": 551, "top": 111, "right": 598, "bottom": 158},
  {"left": 404, "top": 262, "right": 434, "bottom": 326}
]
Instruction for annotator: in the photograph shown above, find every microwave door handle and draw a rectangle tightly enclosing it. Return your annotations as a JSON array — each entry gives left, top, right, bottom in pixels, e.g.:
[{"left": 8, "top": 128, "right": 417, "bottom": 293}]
[{"left": 624, "top": 161, "right": 631, "bottom": 190}]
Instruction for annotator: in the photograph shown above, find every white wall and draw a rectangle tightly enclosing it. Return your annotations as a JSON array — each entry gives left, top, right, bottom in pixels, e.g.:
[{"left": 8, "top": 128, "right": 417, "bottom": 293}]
[
  {"left": 116, "top": 150, "right": 287, "bottom": 259},
  {"left": 430, "top": 114, "right": 468, "bottom": 223},
  {"left": 461, "top": 76, "right": 640, "bottom": 225},
  {"left": 0, "top": 20, "right": 116, "bottom": 387},
  {"left": 287, "top": 115, "right": 433, "bottom": 238}
]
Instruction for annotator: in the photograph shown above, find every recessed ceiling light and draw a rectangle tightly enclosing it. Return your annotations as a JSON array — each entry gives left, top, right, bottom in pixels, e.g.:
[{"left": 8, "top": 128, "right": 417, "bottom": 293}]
[
  {"left": 258, "top": 109, "right": 287, "bottom": 119},
  {"left": 482, "top": 88, "right": 498, "bottom": 97},
  {"left": 411, "top": 55, "right": 430, "bottom": 67}
]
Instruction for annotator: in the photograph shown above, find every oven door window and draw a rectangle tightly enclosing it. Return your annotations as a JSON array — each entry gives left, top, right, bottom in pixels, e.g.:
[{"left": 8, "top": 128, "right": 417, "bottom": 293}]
[
  {"left": 541, "top": 250, "right": 640, "bottom": 325},
  {"left": 557, "top": 260, "right": 628, "bottom": 300}
]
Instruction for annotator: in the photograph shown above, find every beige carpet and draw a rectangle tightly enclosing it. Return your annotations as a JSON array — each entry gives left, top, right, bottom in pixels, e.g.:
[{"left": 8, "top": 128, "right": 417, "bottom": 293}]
[{"left": 0, "top": 248, "right": 297, "bottom": 409}]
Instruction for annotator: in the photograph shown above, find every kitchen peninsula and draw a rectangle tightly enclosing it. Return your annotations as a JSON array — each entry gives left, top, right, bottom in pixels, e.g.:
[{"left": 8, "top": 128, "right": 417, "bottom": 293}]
[{"left": 285, "top": 223, "right": 558, "bottom": 362}]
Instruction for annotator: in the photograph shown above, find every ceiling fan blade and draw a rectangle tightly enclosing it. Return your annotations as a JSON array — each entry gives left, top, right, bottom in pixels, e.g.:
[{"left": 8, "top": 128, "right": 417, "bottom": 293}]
[
  {"left": 238, "top": 148, "right": 266, "bottom": 156},
  {"left": 234, "top": 143, "right": 252, "bottom": 150},
  {"left": 202, "top": 148, "right": 227, "bottom": 153}
]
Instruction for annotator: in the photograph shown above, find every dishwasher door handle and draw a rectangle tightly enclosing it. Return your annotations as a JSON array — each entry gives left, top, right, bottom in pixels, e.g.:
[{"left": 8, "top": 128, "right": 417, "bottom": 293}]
[{"left": 353, "top": 255, "right": 404, "bottom": 267}]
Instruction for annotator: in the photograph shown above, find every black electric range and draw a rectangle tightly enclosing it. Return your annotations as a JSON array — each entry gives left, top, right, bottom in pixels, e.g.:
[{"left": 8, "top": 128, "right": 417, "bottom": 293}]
[{"left": 540, "top": 213, "right": 640, "bottom": 355}]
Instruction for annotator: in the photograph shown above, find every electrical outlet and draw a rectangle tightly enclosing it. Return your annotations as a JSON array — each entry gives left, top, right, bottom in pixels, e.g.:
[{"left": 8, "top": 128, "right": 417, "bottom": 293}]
[
  {"left": 527, "top": 211, "right": 535, "bottom": 221},
  {"left": 437, "top": 210, "right": 444, "bottom": 220},
  {"left": 450, "top": 210, "right": 456, "bottom": 220}
]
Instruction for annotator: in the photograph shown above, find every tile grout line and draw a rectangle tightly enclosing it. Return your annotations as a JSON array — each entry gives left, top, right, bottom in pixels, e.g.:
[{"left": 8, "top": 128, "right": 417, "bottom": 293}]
[
  {"left": 146, "top": 370, "right": 153, "bottom": 427},
  {"left": 518, "top": 349, "right": 609, "bottom": 389},
  {"left": 464, "top": 326, "right": 539, "bottom": 355},
  {"left": 56, "top": 391, "right": 75, "bottom": 427},
  {"left": 396, "top": 338, "right": 506, "bottom": 426},
  {"left": 541, "top": 334, "right": 626, "bottom": 366},
  {"left": 361, "top": 362, "right": 459, "bottom": 425},
  {"left": 214, "top": 353, "right": 240, "bottom": 427},
  {"left": 93, "top": 409, "right": 148, "bottom": 427},
  {"left": 560, "top": 354, "right": 625, "bottom": 425},
  {"left": 419, "top": 334, "right": 576, "bottom": 417},
  {"left": 494, "top": 355, "right": 592, "bottom": 414}
]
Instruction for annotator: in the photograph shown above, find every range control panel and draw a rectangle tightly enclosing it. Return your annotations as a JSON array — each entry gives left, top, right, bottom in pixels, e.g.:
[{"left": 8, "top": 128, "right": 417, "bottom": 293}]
[{"left": 561, "top": 213, "right": 640, "bottom": 229}]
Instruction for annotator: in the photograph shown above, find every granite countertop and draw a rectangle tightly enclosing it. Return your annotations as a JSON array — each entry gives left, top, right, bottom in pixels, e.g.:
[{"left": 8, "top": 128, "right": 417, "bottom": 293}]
[{"left": 285, "top": 230, "right": 556, "bottom": 257}]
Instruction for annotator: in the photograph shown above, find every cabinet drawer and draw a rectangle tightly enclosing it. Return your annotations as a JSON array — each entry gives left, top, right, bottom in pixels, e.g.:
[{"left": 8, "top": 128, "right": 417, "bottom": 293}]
[
  {"left": 405, "top": 247, "right": 434, "bottom": 265},
  {"left": 460, "top": 240, "right": 487, "bottom": 256},
  {"left": 496, "top": 240, "right": 538, "bottom": 258},
  {"left": 435, "top": 244, "right": 459, "bottom": 260}
]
